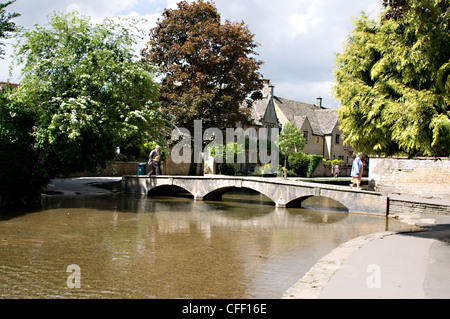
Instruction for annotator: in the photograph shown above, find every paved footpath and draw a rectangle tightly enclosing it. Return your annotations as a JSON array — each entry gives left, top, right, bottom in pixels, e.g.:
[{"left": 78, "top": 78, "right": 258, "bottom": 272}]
[{"left": 283, "top": 223, "right": 450, "bottom": 299}]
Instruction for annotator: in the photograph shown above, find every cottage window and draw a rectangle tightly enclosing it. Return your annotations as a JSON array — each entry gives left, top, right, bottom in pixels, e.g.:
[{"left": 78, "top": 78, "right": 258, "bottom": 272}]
[{"left": 335, "top": 134, "right": 340, "bottom": 144}]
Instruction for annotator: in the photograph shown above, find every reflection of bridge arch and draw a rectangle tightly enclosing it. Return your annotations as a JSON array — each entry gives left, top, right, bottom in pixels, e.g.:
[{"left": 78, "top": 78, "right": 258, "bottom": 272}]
[
  {"left": 294, "top": 196, "right": 349, "bottom": 213},
  {"left": 122, "top": 176, "right": 388, "bottom": 215}
]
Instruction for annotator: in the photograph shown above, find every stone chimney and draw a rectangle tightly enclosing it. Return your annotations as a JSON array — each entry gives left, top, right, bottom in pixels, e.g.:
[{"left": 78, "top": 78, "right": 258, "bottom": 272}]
[
  {"left": 260, "top": 79, "right": 274, "bottom": 98},
  {"left": 316, "top": 97, "right": 323, "bottom": 108}
]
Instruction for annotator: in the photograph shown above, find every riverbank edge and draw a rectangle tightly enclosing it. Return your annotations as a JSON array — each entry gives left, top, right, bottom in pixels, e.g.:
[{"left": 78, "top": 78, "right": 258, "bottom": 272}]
[{"left": 282, "top": 216, "right": 450, "bottom": 299}]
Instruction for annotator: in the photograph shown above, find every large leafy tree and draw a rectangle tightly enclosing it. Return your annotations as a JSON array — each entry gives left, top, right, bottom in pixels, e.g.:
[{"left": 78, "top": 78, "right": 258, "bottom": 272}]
[
  {"left": 0, "top": 0, "right": 19, "bottom": 58},
  {"left": 142, "top": 0, "right": 263, "bottom": 133},
  {"left": 11, "top": 11, "right": 162, "bottom": 178},
  {"left": 334, "top": 0, "right": 449, "bottom": 157}
]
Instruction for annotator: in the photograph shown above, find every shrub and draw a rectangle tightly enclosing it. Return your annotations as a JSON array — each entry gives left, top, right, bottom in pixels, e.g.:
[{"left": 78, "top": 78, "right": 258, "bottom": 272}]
[
  {"left": 306, "top": 155, "right": 323, "bottom": 177},
  {"left": 288, "top": 152, "right": 310, "bottom": 176},
  {"left": 217, "top": 163, "right": 236, "bottom": 175}
]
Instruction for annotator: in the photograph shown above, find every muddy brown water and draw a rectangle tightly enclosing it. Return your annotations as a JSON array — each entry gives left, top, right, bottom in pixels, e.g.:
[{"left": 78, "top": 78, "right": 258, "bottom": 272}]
[{"left": 0, "top": 190, "right": 414, "bottom": 299}]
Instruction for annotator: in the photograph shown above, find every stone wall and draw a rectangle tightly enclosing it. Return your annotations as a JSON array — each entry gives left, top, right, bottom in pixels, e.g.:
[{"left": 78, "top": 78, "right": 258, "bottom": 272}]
[
  {"left": 70, "top": 162, "right": 144, "bottom": 177},
  {"left": 313, "top": 162, "right": 354, "bottom": 178},
  {"left": 162, "top": 157, "right": 192, "bottom": 175},
  {"left": 70, "top": 159, "right": 191, "bottom": 177},
  {"left": 388, "top": 196, "right": 449, "bottom": 216},
  {"left": 368, "top": 157, "right": 450, "bottom": 200}
]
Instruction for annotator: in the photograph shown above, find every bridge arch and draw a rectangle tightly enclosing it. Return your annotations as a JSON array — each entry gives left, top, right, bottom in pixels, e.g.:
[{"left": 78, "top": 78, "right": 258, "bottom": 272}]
[
  {"left": 202, "top": 186, "right": 276, "bottom": 204},
  {"left": 285, "top": 195, "right": 314, "bottom": 208},
  {"left": 203, "top": 186, "right": 237, "bottom": 201},
  {"left": 147, "top": 184, "right": 194, "bottom": 198}
]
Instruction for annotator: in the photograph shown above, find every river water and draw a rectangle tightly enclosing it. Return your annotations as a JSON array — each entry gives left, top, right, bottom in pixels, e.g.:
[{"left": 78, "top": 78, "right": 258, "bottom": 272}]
[{"left": 0, "top": 189, "right": 414, "bottom": 299}]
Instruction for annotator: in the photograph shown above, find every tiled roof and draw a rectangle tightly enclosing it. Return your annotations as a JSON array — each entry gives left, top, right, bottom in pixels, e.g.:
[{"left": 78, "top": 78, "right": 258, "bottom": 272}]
[
  {"left": 244, "top": 81, "right": 339, "bottom": 136},
  {"left": 315, "top": 108, "right": 338, "bottom": 135},
  {"left": 293, "top": 115, "right": 307, "bottom": 129},
  {"left": 248, "top": 98, "right": 269, "bottom": 126},
  {"left": 273, "top": 96, "right": 328, "bottom": 136},
  {"left": 0, "top": 82, "right": 19, "bottom": 89}
]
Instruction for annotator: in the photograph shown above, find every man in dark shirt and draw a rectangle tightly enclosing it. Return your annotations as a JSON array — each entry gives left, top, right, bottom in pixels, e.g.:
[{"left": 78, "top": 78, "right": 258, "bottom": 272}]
[{"left": 148, "top": 145, "right": 161, "bottom": 176}]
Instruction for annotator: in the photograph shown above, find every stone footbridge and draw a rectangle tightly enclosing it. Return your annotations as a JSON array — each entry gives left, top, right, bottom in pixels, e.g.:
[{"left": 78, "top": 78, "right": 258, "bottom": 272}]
[{"left": 122, "top": 176, "right": 388, "bottom": 215}]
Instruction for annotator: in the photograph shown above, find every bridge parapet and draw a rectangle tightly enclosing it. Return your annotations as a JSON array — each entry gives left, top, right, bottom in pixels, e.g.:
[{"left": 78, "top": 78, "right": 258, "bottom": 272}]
[{"left": 122, "top": 175, "right": 388, "bottom": 215}]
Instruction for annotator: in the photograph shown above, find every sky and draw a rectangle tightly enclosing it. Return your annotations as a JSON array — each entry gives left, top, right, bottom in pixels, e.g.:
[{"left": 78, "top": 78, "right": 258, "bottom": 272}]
[{"left": 1, "top": 0, "right": 382, "bottom": 108}]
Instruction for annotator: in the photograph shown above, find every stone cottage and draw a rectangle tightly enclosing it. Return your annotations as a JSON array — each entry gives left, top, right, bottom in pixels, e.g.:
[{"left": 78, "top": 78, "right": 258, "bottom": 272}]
[{"left": 245, "top": 79, "right": 352, "bottom": 163}]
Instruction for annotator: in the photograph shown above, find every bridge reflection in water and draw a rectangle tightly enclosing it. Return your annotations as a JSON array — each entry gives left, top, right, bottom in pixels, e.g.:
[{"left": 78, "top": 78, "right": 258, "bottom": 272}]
[{"left": 122, "top": 176, "right": 388, "bottom": 216}]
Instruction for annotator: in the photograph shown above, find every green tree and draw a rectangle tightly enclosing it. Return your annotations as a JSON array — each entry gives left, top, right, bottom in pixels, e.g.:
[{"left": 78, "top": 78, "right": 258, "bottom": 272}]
[
  {"left": 11, "top": 11, "right": 163, "bottom": 178},
  {"left": 333, "top": 0, "right": 449, "bottom": 157},
  {"left": 0, "top": 0, "right": 19, "bottom": 58},
  {"left": 142, "top": 0, "right": 263, "bottom": 132},
  {"left": 278, "top": 122, "right": 306, "bottom": 178},
  {"left": 382, "top": 0, "right": 410, "bottom": 20}
]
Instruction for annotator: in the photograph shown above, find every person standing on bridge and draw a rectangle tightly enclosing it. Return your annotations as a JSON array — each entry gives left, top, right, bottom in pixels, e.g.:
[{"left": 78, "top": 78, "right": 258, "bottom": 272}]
[
  {"left": 350, "top": 153, "right": 363, "bottom": 190},
  {"left": 333, "top": 163, "right": 340, "bottom": 178},
  {"left": 148, "top": 145, "right": 161, "bottom": 176}
]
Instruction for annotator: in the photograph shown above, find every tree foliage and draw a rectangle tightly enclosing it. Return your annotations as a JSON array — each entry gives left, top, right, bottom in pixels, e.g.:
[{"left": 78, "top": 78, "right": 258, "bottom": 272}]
[
  {"left": 334, "top": 0, "right": 449, "bottom": 157},
  {"left": 382, "top": 0, "right": 410, "bottom": 20},
  {"left": 142, "top": 0, "right": 263, "bottom": 133},
  {"left": 0, "top": 0, "right": 19, "bottom": 58},
  {"left": 288, "top": 152, "right": 310, "bottom": 176},
  {"left": 208, "top": 141, "right": 244, "bottom": 175},
  {"left": 11, "top": 11, "right": 162, "bottom": 177},
  {"left": 0, "top": 85, "right": 47, "bottom": 210},
  {"left": 278, "top": 122, "right": 306, "bottom": 178}
]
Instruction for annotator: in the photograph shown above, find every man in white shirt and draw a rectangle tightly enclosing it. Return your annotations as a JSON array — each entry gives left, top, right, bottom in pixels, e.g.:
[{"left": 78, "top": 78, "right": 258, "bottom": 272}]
[{"left": 350, "top": 152, "right": 363, "bottom": 190}]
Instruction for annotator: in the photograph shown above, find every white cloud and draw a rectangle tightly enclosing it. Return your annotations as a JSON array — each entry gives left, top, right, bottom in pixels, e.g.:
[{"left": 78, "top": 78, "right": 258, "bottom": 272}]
[
  {"left": 165, "top": 0, "right": 182, "bottom": 10},
  {"left": 366, "top": 3, "right": 382, "bottom": 20},
  {"left": 274, "top": 80, "right": 336, "bottom": 106},
  {"left": 289, "top": 0, "right": 323, "bottom": 36},
  {"left": 66, "top": 3, "right": 81, "bottom": 13},
  {"left": 71, "top": 0, "right": 139, "bottom": 16}
]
